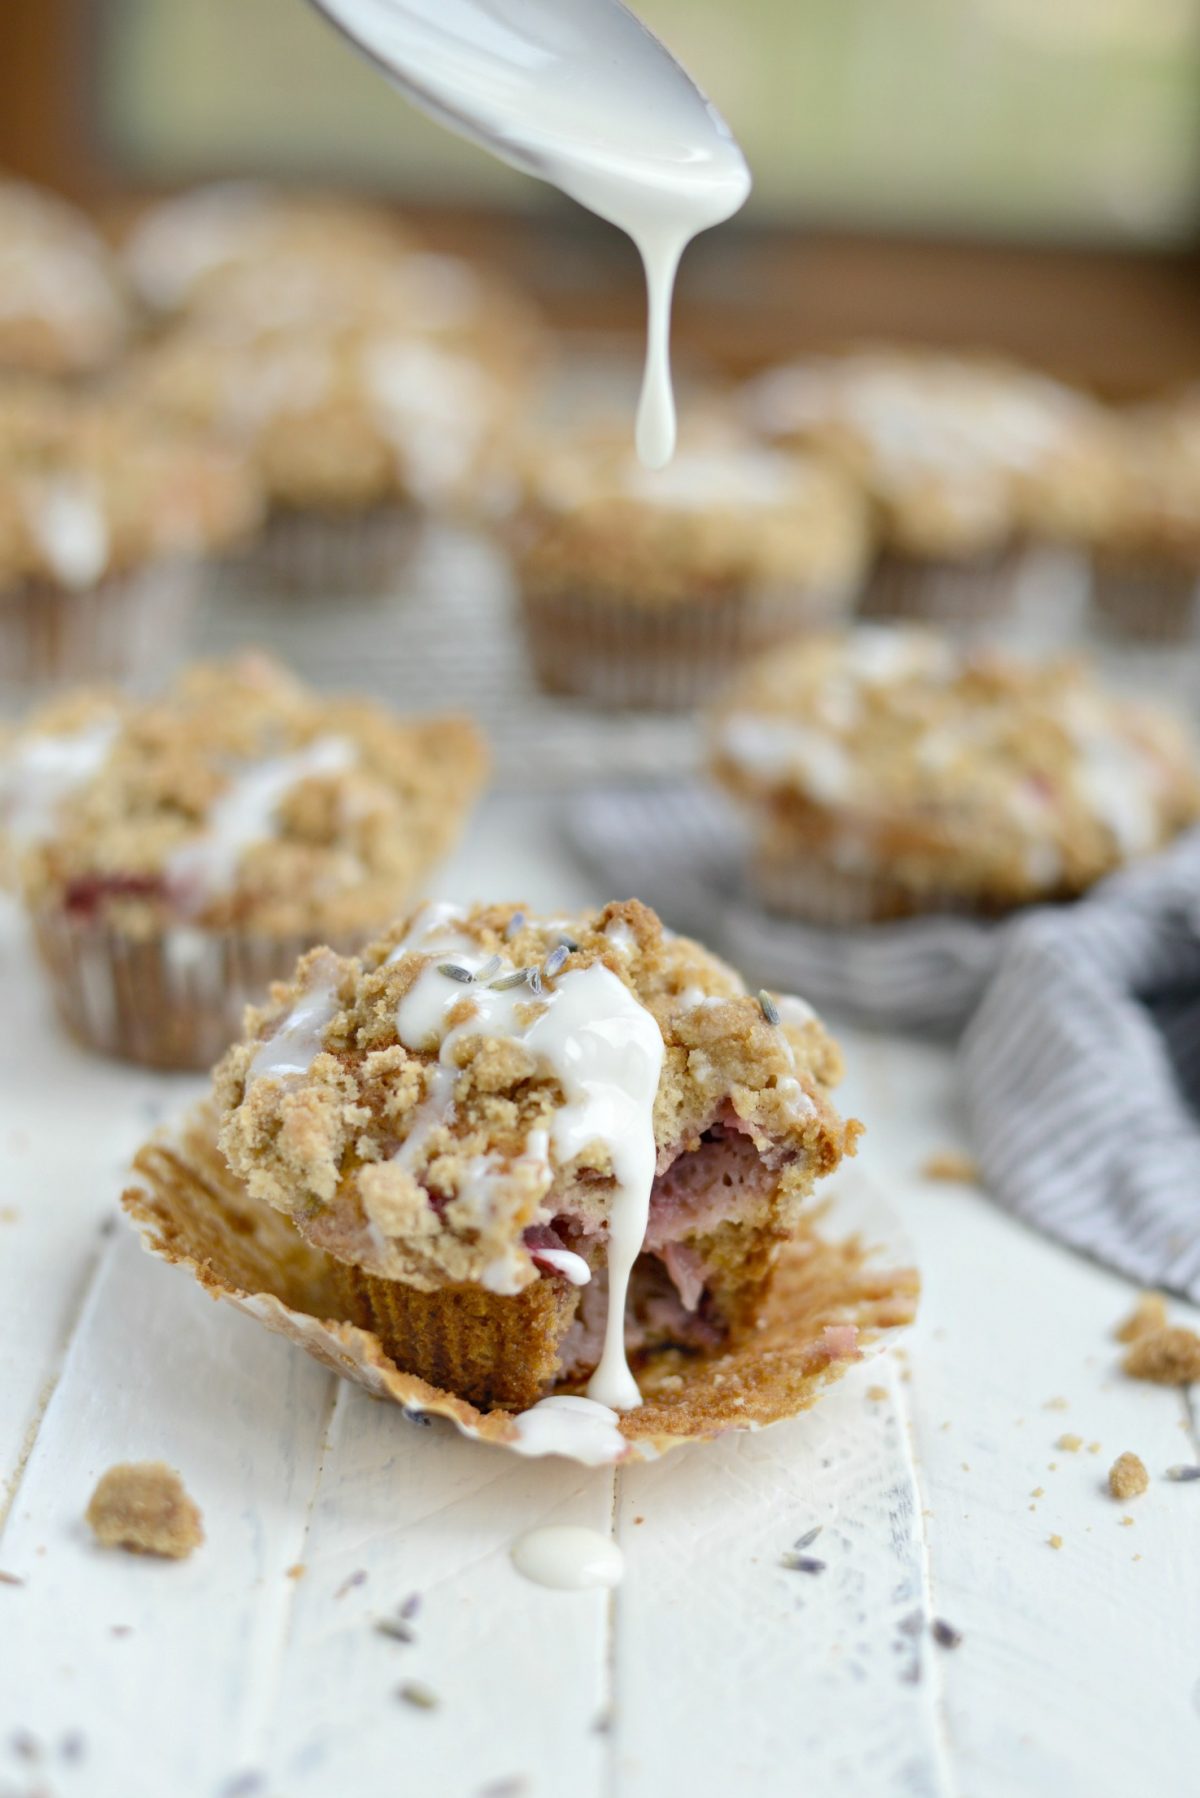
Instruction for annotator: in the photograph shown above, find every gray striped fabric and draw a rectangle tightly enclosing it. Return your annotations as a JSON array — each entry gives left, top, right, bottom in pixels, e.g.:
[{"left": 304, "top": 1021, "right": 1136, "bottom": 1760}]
[{"left": 568, "top": 781, "right": 1200, "bottom": 1298}]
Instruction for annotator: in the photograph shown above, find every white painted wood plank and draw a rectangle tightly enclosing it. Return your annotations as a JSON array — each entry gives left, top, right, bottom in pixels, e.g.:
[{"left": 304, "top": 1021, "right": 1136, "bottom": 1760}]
[
  {"left": 840, "top": 1026, "right": 1200, "bottom": 1798},
  {"left": 261, "top": 1383, "right": 612, "bottom": 1798},
  {"left": 612, "top": 1355, "right": 950, "bottom": 1798},
  {"left": 0, "top": 1231, "right": 334, "bottom": 1798}
]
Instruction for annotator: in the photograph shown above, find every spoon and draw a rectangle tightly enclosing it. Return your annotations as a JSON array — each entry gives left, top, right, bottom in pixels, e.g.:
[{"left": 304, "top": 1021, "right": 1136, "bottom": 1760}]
[{"left": 305, "top": 0, "right": 752, "bottom": 464}]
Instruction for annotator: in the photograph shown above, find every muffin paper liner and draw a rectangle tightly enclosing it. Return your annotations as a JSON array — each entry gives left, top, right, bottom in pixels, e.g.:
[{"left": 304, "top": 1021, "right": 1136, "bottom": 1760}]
[
  {"left": 32, "top": 909, "right": 368, "bottom": 1071},
  {"left": 1089, "top": 554, "right": 1200, "bottom": 644},
  {"left": 232, "top": 505, "right": 421, "bottom": 599},
  {"left": 751, "top": 847, "right": 985, "bottom": 928},
  {"left": 121, "top": 1101, "right": 918, "bottom": 1465},
  {"left": 0, "top": 561, "right": 196, "bottom": 697},
  {"left": 860, "top": 546, "right": 1023, "bottom": 634},
  {"left": 517, "top": 580, "right": 856, "bottom": 711}
]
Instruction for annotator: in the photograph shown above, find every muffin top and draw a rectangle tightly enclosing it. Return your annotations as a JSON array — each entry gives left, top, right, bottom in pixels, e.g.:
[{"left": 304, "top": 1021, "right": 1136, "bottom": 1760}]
[
  {"left": 0, "top": 178, "right": 129, "bottom": 377},
  {"left": 508, "top": 421, "right": 871, "bottom": 604},
  {"left": 713, "top": 627, "right": 1200, "bottom": 904},
  {"left": 127, "top": 321, "right": 519, "bottom": 515},
  {"left": 742, "top": 349, "right": 1117, "bottom": 557},
  {"left": 2, "top": 654, "right": 488, "bottom": 935},
  {"left": 0, "top": 382, "right": 261, "bottom": 589},
  {"left": 215, "top": 897, "right": 855, "bottom": 1295},
  {"left": 121, "top": 182, "right": 415, "bottom": 317}
]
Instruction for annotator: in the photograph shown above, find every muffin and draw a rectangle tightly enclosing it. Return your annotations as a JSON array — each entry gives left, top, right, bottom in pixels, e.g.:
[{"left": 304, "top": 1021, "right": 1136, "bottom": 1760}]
[
  {"left": 742, "top": 349, "right": 1117, "bottom": 632},
  {"left": 0, "top": 381, "right": 261, "bottom": 690},
  {"left": 1088, "top": 392, "right": 1200, "bottom": 642},
  {"left": 127, "top": 317, "right": 521, "bottom": 594},
  {"left": 506, "top": 422, "right": 870, "bottom": 710},
  {"left": 212, "top": 897, "right": 860, "bottom": 1414},
  {"left": 121, "top": 182, "right": 416, "bottom": 320},
  {"left": 2, "top": 654, "right": 488, "bottom": 1068},
  {"left": 0, "top": 177, "right": 129, "bottom": 378},
  {"left": 712, "top": 626, "right": 1200, "bottom": 924}
]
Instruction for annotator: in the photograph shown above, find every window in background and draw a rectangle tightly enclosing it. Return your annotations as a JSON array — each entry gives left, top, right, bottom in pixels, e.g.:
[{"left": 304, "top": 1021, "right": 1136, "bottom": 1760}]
[{"left": 99, "top": 0, "right": 1200, "bottom": 243}]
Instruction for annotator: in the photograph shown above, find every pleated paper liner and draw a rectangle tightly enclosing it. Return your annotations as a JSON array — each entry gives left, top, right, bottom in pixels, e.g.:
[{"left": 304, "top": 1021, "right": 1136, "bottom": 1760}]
[
  {"left": 121, "top": 1101, "right": 919, "bottom": 1465},
  {"left": 227, "top": 504, "right": 422, "bottom": 600},
  {"left": 0, "top": 560, "right": 197, "bottom": 701}
]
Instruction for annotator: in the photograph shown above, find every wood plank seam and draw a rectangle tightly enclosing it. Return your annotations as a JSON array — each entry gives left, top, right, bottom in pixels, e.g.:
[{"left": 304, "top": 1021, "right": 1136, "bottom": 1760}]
[{"left": 894, "top": 1362, "right": 958, "bottom": 1797}]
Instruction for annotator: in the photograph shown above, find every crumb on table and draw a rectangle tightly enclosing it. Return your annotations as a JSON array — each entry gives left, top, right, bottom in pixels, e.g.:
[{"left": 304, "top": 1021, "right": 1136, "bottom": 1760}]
[
  {"left": 1057, "top": 1433, "right": 1083, "bottom": 1453},
  {"left": 1109, "top": 1451, "right": 1149, "bottom": 1501},
  {"left": 920, "top": 1151, "right": 979, "bottom": 1184},
  {"left": 85, "top": 1462, "right": 203, "bottom": 1559},
  {"left": 1048, "top": 1534, "right": 1063, "bottom": 1550},
  {"left": 1114, "top": 1292, "right": 1169, "bottom": 1344},
  {"left": 1124, "top": 1327, "right": 1200, "bottom": 1386}
]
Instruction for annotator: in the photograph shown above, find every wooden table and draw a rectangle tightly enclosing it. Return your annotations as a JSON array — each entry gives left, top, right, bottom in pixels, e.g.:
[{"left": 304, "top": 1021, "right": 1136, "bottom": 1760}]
[{"left": 1, "top": 793, "right": 1197, "bottom": 1798}]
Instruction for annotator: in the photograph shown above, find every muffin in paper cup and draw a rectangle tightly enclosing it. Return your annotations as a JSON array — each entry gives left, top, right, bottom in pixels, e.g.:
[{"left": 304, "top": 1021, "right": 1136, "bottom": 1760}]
[
  {"left": 117, "top": 895, "right": 916, "bottom": 1453},
  {"left": 0, "top": 177, "right": 129, "bottom": 378},
  {"left": 506, "top": 420, "right": 870, "bottom": 712},
  {"left": 712, "top": 626, "right": 1200, "bottom": 926},
  {"left": 232, "top": 504, "right": 423, "bottom": 601},
  {"left": 0, "top": 654, "right": 487, "bottom": 1069},
  {"left": 0, "top": 382, "right": 261, "bottom": 693},
  {"left": 1084, "top": 392, "right": 1200, "bottom": 646}
]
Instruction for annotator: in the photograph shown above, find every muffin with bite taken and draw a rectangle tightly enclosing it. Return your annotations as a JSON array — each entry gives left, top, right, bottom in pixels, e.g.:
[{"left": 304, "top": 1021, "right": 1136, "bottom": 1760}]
[
  {"left": 1, "top": 654, "right": 487, "bottom": 1068},
  {"left": 712, "top": 625, "right": 1200, "bottom": 924},
  {"left": 213, "top": 898, "right": 861, "bottom": 1414}
]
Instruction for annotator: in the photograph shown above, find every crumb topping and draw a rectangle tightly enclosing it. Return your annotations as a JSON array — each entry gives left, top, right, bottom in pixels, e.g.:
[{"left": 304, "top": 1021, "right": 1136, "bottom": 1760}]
[
  {"left": 508, "top": 419, "right": 869, "bottom": 604},
  {"left": 0, "top": 179, "right": 129, "bottom": 377},
  {"left": 1114, "top": 1292, "right": 1169, "bottom": 1343},
  {"left": 215, "top": 898, "right": 857, "bottom": 1293},
  {"left": 85, "top": 1462, "right": 203, "bottom": 1559},
  {"left": 1108, "top": 1451, "right": 1149, "bottom": 1500},
  {"left": 4, "top": 654, "right": 487, "bottom": 934},
  {"left": 1124, "top": 1325, "right": 1200, "bottom": 1385},
  {"left": 713, "top": 627, "right": 1200, "bottom": 906},
  {"left": 0, "top": 381, "right": 260, "bottom": 589}
]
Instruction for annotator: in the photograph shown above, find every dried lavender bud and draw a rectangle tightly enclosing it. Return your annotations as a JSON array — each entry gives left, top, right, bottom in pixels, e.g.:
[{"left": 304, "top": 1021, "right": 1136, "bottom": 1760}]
[
  {"left": 334, "top": 1569, "right": 367, "bottom": 1599},
  {"left": 528, "top": 967, "right": 545, "bottom": 997},
  {"left": 780, "top": 1554, "right": 826, "bottom": 1574},
  {"left": 931, "top": 1618, "right": 963, "bottom": 1649},
  {"left": 758, "top": 990, "right": 781, "bottom": 1026},
  {"left": 1166, "top": 1464, "right": 1200, "bottom": 1481},
  {"left": 474, "top": 954, "right": 502, "bottom": 985},
  {"left": 490, "top": 967, "right": 531, "bottom": 992},
  {"left": 793, "top": 1525, "right": 823, "bottom": 1551},
  {"left": 504, "top": 912, "right": 526, "bottom": 940},
  {"left": 557, "top": 935, "right": 580, "bottom": 953},
  {"left": 375, "top": 1617, "right": 416, "bottom": 1644},
  {"left": 437, "top": 962, "right": 475, "bottom": 984},
  {"left": 397, "top": 1681, "right": 440, "bottom": 1710},
  {"left": 399, "top": 1592, "right": 422, "bottom": 1621},
  {"left": 543, "top": 945, "right": 569, "bottom": 981}
]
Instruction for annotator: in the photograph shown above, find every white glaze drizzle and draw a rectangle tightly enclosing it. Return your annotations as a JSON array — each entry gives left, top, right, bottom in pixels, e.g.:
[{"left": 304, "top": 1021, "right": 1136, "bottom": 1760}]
[
  {"left": 510, "top": 1525, "right": 624, "bottom": 1590},
  {"left": 249, "top": 967, "right": 341, "bottom": 1082},
  {"left": 27, "top": 477, "right": 109, "bottom": 589},
  {"left": 508, "top": 1394, "right": 627, "bottom": 1465},
  {"left": 720, "top": 715, "right": 852, "bottom": 802},
  {"left": 1, "top": 717, "right": 118, "bottom": 847},
  {"left": 166, "top": 734, "right": 356, "bottom": 906},
  {"left": 531, "top": 1247, "right": 592, "bottom": 1287},
  {"left": 394, "top": 946, "right": 664, "bottom": 1410}
]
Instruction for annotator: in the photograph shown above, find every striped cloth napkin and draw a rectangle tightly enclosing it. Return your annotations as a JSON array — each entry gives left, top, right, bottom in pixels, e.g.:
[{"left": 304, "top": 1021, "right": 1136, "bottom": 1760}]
[{"left": 567, "top": 781, "right": 1200, "bottom": 1297}]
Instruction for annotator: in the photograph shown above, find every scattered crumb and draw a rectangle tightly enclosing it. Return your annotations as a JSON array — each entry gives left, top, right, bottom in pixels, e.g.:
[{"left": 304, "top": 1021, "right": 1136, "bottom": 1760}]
[
  {"left": 397, "top": 1681, "right": 440, "bottom": 1711},
  {"left": 1047, "top": 1463, "right": 1058, "bottom": 1472},
  {"left": 1057, "top": 1434, "right": 1083, "bottom": 1453},
  {"left": 110, "top": 1624, "right": 132, "bottom": 1638},
  {"left": 1114, "top": 1293, "right": 1168, "bottom": 1344},
  {"left": 1031, "top": 1487, "right": 1045, "bottom": 1498},
  {"left": 10, "top": 1729, "right": 39, "bottom": 1762},
  {"left": 961, "top": 1463, "right": 970, "bottom": 1473},
  {"left": 286, "top": 1563, "right": 305, "bottom": 1580},
  {"left": 1124, "top": 1327, "right": 1200, "bottom": 1386},
  {"left": 921, "top": 1150, "right": 979, "bottom": 1183},
  {"left": 1087, "top": 1443, "right": 1101, "bottom": 1455},
  {"left": 478, "top": 1780, "right": 530, "bottom": 1798},
  {"left": 931, "top": 1618, "right": 962, "bottom": 1649},
  {"left": 1133, "top": 1554, "right": 1142, "bottom": 1562},
  {"left": 1043, "top": 1397, "right": 1069, "bottom": 1412},
  {"left": 1109, "top": 1452, "right": 1150, "bottom": 1501},
  {"left": 866, "top": 1386, "right": 888, "bottom": 1402},
  {"left": 1048, "top": 1534, "right": 1063, "bottom": 1550},
  {"left": 0, "top": 1571, "right": 24, "bottom": 1586},
  {"left": 85, "top": 1463, "right": 203, "bottom": 1560},
  {"left": 0, "top": 1207, "right": 18, "bottom": 1224},
  {"left": 633, "top": 1516, "right": 645, "bottom": 1525},
  {"left": 59, "top": 1732, "right": 85, "bottom": 1764},
  {"left": 1119, "top": 1515, "right": 1135, "bottom": 1527}
]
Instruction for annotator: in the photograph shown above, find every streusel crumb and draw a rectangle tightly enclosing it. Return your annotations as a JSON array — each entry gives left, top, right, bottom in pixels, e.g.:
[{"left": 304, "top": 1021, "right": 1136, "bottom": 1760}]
[
  {"left": 1108, "top": 1452, "right": 1149, "bottom": 1501},
  {"left": 921, "top": 1151, "right": 979, "bottom": 1183},
  {"left": 1114, "top": 1292, "right": 1169, "bottom": 1344},
  {"left": 1124, "top": 1327, "right": 1200, "bottom": 1385},
  {"left": 85, "top": 1462, "right": 203, "bottom": 1558}
]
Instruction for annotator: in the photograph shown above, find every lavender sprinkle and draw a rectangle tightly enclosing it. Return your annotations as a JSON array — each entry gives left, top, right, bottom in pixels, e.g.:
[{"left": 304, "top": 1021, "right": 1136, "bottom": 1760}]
[
  {"left": 398, "top": 1681, "right": 440, "bottom": 1711},
  {"left": 505, "top": 913, "right": 526, "bottom": 940},
  {"left": 399, "top": 1592, "right": 422, "bottom": 1621},
  {"left": 931, "top": 1618, "right": 963, "bottom": 1649},
  {"left": 793, "top": 1525, "right": 823, "bottom": 1551},
  {"left": 557, "top": 935, "right": 580, "bottom": 952},
  {"left": 376, "top": 1617, "right": 416, "bottom": 1645},
  {"left": 528, "top": 968, "right": 545, "bottom": 997},
  {"left": 490, "top": 967, "right": 531, "bottom": 992},
  {"left": 758, "top": 990, "right": 781, "bottom": 1026},
  {"left": 1167, "top": 1464, "right": 1200, "bottom": 1481},
  {"left": 438, "top": 962, "right": 475, "bottom": 984},
  {"left": 334, "top": 1570, "right": 367, "bottom": 1599},
  {"left": 543, "top": 945, "right": 569, "bottom": 980},
  {"left": 780, "top": 1554, "right": 826, "bottom": 1574}
]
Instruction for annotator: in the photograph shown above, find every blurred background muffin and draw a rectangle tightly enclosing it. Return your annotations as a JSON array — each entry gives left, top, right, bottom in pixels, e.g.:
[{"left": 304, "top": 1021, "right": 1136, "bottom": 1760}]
[{"left": 0, "top": 176, "right": 130, "bottom": 379}]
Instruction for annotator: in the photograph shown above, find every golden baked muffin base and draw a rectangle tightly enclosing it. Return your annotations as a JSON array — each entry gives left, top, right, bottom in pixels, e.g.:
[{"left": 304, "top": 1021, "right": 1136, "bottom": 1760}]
[{"left": 121, "top": 1102, "right": 918, "bottom": 1463}]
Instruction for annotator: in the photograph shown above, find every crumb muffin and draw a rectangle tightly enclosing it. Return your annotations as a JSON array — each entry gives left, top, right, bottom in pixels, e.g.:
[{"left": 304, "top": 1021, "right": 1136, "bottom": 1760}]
[
  {"left": 121, "top": 182, "right": 416, "bottom": 319},
  {"left": 127, "top": 317, "right": 521, "bottom": 594},
  {"left": 213, "top": 897, "right": 859, "bottom": 1412},
  {"left": 506, "top": 421, "right": 870, "bottom": 710},
  {"left": 0, "top": 178, "right": 129, "bottom": 377},
  {"left": 742, "top": 349, "right": 1117, "bottom": 630},
  {"left": 0, "top": 381, "right": 261, "bottom": 689},
  {"left": 1088, "top": 392, "right": 1200, "bottom": 642},
  {"left": 2, "top": 654, "right": 488, "bottom": 1068},
  {"left": 712, "top": 626, "right": 1200, "bottom": 923}
]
